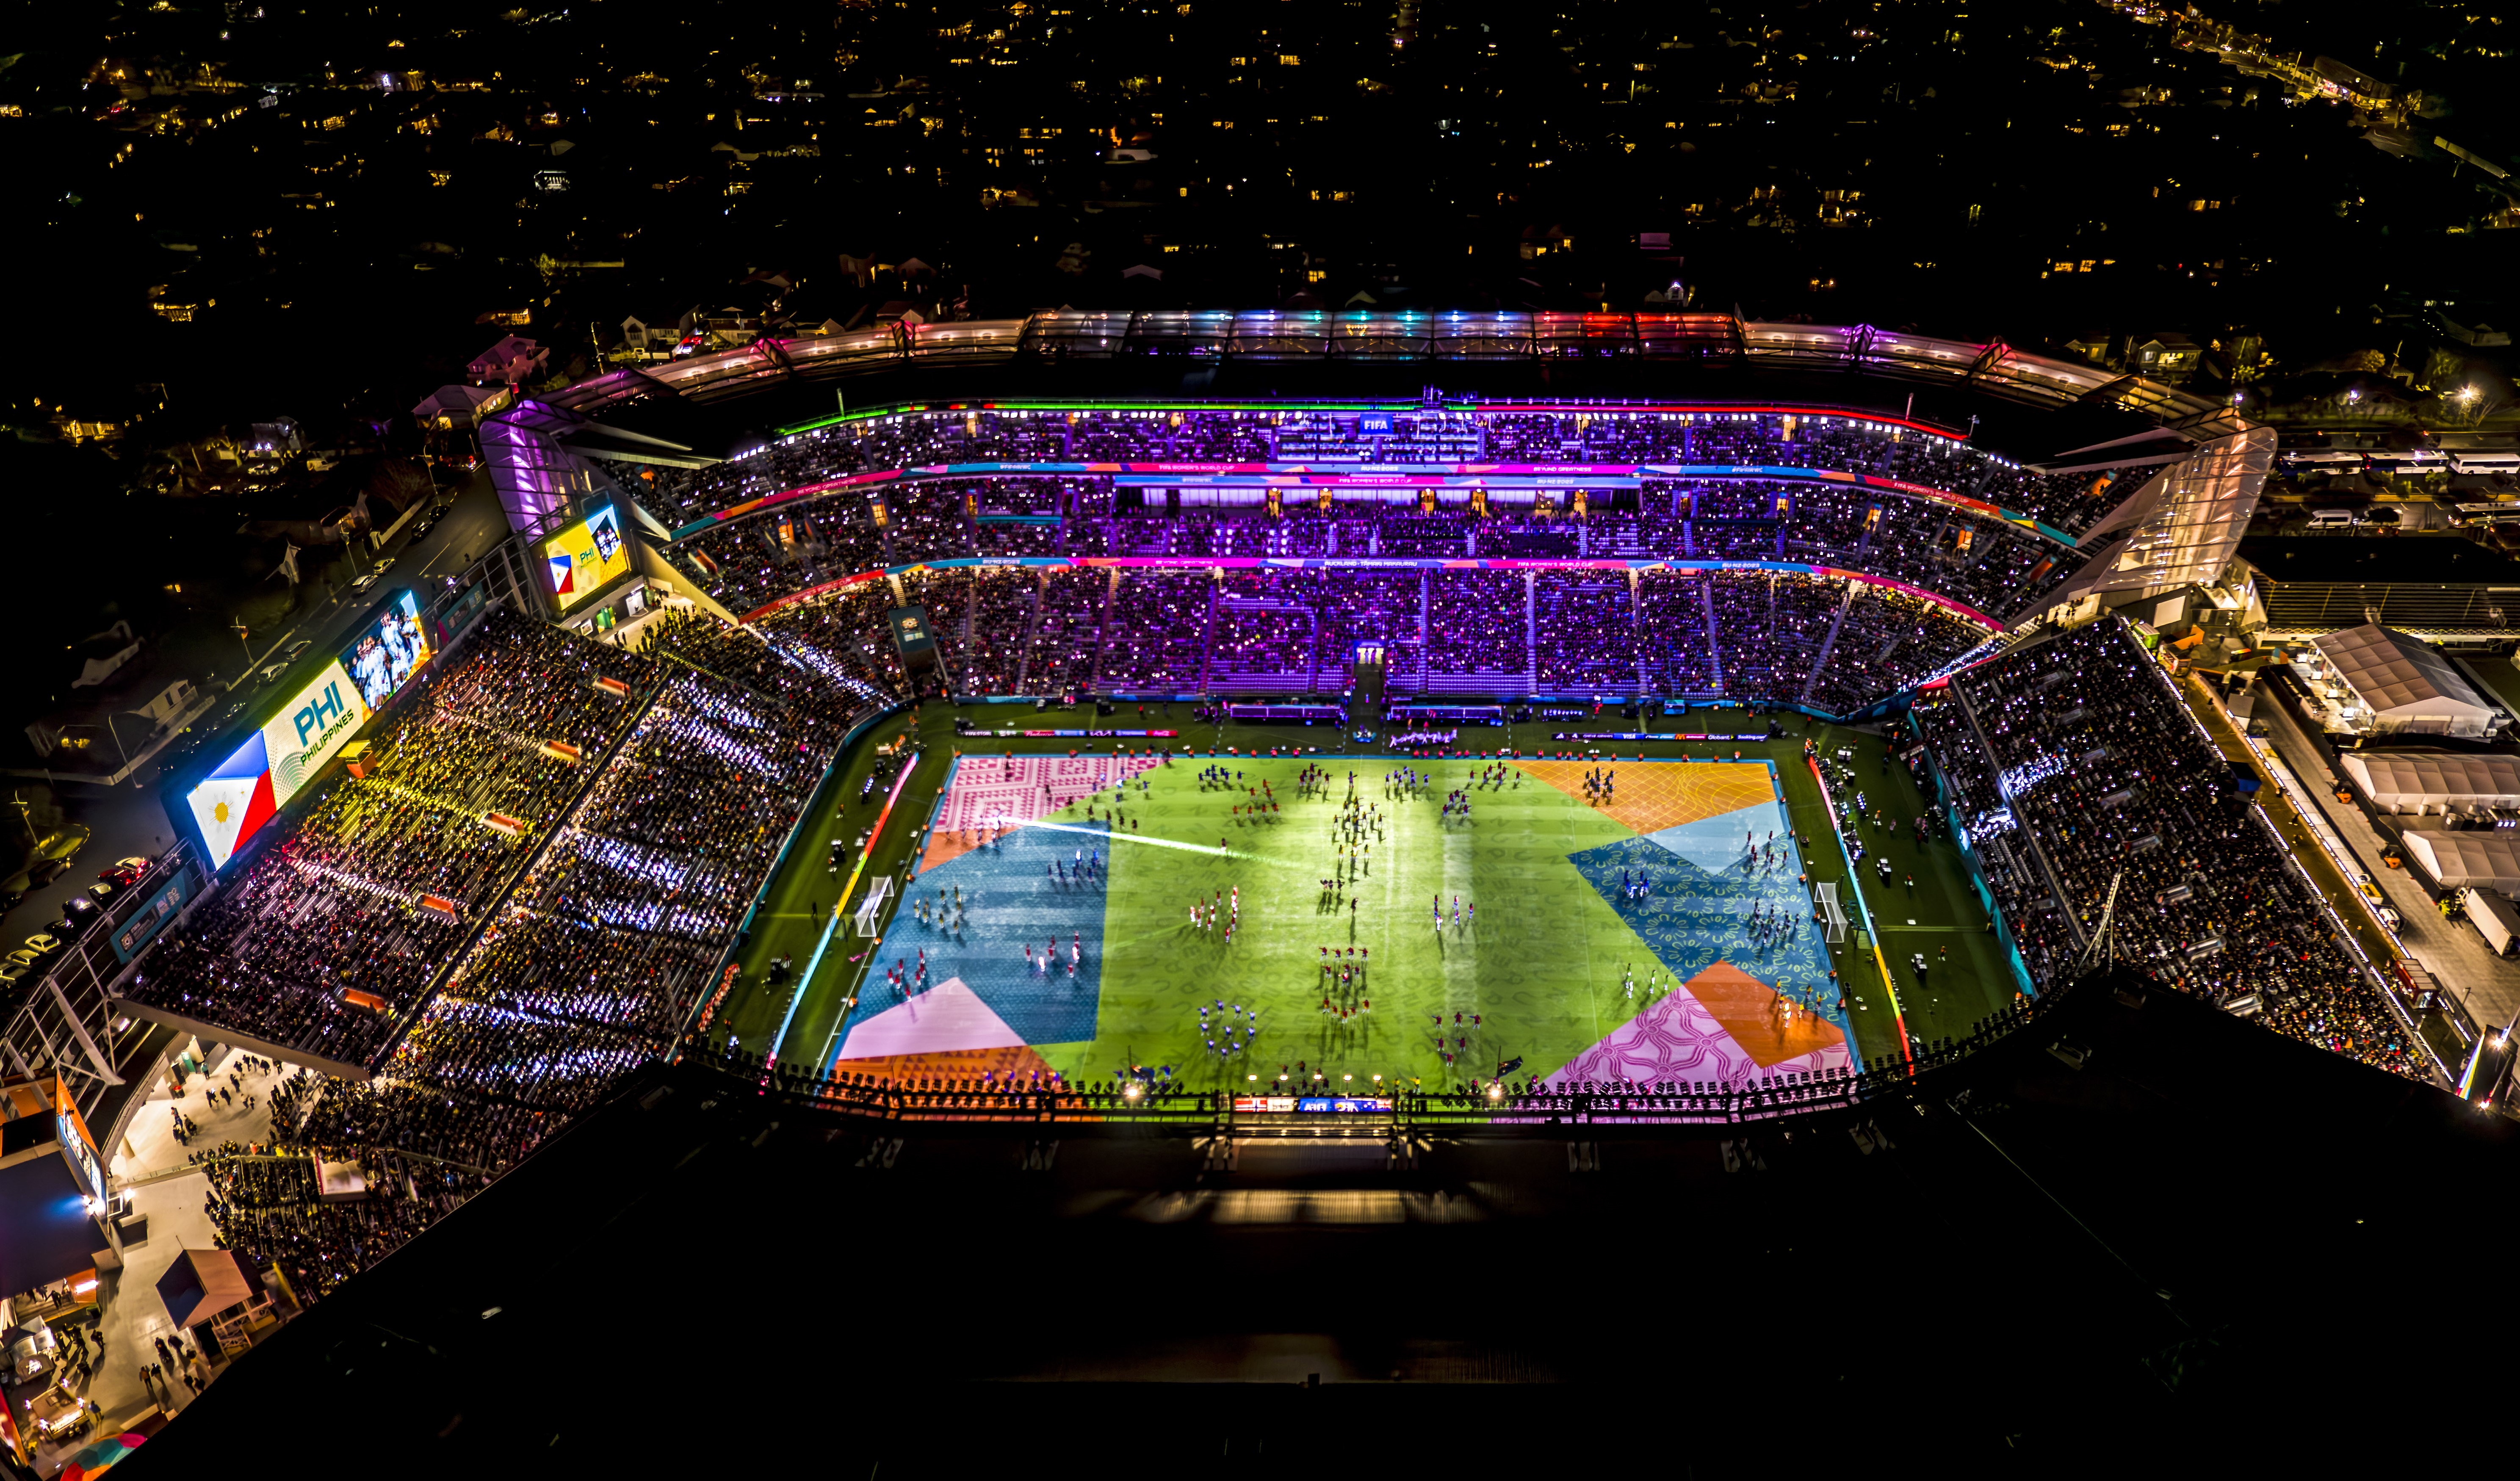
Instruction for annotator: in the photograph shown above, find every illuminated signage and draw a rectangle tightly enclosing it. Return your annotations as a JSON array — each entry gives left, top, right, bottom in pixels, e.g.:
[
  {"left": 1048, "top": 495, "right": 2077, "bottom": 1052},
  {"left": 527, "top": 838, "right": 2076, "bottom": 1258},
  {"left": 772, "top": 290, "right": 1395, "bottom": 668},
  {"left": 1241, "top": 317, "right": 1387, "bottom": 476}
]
[
  {"left": 888, "top": 605, "right": 936, "bottom": 660},
  {"left": 54, "top": 1079, "right": 104, "bottom": 1207},
  {"left": 543, "top": 502, "right": 631, "bottom": 611},
  {"left": 339, "top": 589, "right": 437, "bottom": 713},
  {"left": 185, "top": 660, "right": 367, "bottom": 870}
]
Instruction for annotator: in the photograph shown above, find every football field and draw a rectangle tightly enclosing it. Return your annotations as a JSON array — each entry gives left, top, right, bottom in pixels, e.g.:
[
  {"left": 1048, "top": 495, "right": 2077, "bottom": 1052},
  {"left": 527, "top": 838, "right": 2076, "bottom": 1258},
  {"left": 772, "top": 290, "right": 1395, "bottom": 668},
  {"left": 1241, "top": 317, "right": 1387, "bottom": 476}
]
[{"left": 821, "top": 752, "right": 1860, "bottom": 1092}]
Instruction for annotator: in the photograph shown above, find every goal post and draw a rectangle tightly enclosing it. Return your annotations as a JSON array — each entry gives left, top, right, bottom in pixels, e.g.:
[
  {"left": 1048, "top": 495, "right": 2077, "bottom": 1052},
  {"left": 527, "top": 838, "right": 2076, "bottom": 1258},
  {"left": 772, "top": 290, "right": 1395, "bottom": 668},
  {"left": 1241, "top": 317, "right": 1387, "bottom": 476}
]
[
  {"left": 1813, "top": 881, "right": 1849, "bottom": 946},
  {"left": 854, "top": 876, "right": 894, "bottom": 938}
]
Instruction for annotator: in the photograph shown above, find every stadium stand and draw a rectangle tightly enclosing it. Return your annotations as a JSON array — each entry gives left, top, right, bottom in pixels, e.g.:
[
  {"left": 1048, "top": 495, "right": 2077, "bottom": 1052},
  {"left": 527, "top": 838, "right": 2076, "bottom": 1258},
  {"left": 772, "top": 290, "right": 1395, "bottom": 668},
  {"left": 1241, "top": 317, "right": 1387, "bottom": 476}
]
[
  {"left": 1914, "top": 618, "right": 2422, "bottom": 1080},
  {"left": 124, "top": 611, "right": 654, "bottom": 1070},
  {"left": 163, "top": 605, "right": 887, "bottom": 1302}
]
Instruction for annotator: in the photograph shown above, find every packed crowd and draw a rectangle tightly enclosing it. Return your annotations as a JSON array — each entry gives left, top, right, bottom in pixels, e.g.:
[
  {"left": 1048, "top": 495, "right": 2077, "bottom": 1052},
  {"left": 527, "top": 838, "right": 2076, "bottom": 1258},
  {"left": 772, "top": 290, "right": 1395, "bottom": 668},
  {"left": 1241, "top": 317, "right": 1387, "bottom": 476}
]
[
  {"left": 1098, "top": 570, "right": 1214, "bottom": 690},
  {"left": 644, "top": 532, "right": 2004, "bottom": 711},
  {"left": 173, "top": 608, "right": 889, "bottom": 1307},
  {"left": 659, "top": 407, "right": 2130, "bottom": 533},
  {"left": 747, "top": 586, "right": 910, "bottom": 707},
  {"left": 645, "top": 403, "right": 2127, "bottom": 627},
  {"left": 1915, "top": 618, "right": 2423, "bottom": 1080},
  {"left": 200, "top": 1142, "right": 487, "bottom": 1306},
  {"left": 126, "top": 613, "right": 655, "bottom": 1068}
]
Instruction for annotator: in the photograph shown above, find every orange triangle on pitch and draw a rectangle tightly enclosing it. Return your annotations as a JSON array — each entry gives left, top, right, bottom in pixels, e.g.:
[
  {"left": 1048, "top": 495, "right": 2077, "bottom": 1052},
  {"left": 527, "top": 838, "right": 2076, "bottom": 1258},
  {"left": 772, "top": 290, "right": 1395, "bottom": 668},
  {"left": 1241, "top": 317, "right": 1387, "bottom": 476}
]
[
  {"left": 1512, "top": 759, "right": 1777, "bottom": 836},
  {"left": 826, "top": 1042, "right": 1061, "bottom": 1085},
  {"left": 1681, "top": 960, "right": 1842, "bottom": 1068},
  {"left": 920, "top": 821, "right": 1019, "bottom": 873}
]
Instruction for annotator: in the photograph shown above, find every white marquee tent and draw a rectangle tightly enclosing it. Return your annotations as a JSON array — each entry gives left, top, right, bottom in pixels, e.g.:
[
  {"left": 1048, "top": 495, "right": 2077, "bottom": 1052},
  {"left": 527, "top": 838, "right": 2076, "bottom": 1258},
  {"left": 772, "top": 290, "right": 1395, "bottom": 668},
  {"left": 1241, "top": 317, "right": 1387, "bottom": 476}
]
[
  {"left": 2400, "top": 830, "right": 2520, "bottom": 894},
  {"left": 2309, "top": 624, "right": 2502, "bottom": 738},
  {"left": 2340, "top": 752, "right": 2520, "bottom": 814}
]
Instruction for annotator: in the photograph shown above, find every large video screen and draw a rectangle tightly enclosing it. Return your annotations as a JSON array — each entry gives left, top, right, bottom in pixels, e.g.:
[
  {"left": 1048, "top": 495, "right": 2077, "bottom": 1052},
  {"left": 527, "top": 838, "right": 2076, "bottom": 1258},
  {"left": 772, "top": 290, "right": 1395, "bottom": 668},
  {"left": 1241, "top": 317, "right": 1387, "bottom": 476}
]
[
  {"left": 339, "top": 588, "right": 437, "bottom": 713},
  {"left": 543, "top": 502, "right": 630, "bottom": 612},
  {"left": 185, "top": 659, "right": 368, "bottom": 870}
]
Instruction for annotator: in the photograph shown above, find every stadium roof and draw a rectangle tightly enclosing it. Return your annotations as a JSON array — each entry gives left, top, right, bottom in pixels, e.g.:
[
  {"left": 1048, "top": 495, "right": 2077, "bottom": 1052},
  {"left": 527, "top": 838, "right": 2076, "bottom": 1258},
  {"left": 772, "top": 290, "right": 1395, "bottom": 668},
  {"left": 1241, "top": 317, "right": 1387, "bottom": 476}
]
[
  {"left": 2311, "top": 623, "right": 2498, "bottom": 727},
  {"left": 2340, "top": 752, "right": 2520, "bottom": 812}
]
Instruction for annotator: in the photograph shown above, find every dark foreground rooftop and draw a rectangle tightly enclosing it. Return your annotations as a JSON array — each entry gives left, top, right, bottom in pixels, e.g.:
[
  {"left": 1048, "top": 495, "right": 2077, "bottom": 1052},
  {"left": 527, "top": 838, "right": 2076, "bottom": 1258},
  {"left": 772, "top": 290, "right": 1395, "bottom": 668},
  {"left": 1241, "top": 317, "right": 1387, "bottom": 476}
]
[{"left": 121, "top": 969, "right": 2518, "bottom": 1472}]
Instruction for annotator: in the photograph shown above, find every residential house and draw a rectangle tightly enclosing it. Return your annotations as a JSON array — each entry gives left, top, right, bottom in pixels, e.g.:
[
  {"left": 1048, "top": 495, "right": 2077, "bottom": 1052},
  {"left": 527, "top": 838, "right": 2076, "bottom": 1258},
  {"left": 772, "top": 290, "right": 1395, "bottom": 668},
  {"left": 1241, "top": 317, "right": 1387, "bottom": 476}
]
[
  {"left": 467, "top": 334, "right": 548, "bottom": 385},
  {"left": 2124, "top": 332, "right": 2202, "bottom": 383},
  {"left": 618, "top": 310, "right": 711, "bottom": 362},
  {"left": 2063, "top": 329, "right": 2115, "bottom": 367}
]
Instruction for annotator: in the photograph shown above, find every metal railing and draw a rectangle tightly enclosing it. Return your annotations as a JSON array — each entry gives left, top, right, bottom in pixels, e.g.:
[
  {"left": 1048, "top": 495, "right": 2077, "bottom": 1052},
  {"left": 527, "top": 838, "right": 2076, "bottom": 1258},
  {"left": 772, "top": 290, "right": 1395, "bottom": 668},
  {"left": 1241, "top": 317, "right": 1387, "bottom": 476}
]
[{"left": 699, "top": 974, "right": 2087, "bottom": 1135}]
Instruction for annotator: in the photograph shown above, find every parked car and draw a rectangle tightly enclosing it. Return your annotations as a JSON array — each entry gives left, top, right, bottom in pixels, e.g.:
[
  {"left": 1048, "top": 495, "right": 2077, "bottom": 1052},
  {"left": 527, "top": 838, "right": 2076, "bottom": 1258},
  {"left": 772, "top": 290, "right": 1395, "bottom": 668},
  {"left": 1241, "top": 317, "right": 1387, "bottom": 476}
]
[
  {"left": 351, "top": 572, "right": 380, "bottom": 594},
  {"left": 85, "top": 881, "right": 117, "bottom": 906},
  {"left": 372, "top": 557, "right": 395, "bottom": 577},
  {"left": 29, "top": 826, "right": 89, "bottom": 869},
  {"left": 24, "top": 934, "right": 60, "bottom": 954},
  {"left": 284, "top": 638, "right": 313, "bottom": 659},
  {"left": 3, "top": 951, "right": 38, "bottom": 970},
  {"left": 51, "top": 913, "right": 90, "bottom": 942},
  {"left": 27, "top": 858, "right": 68, "bottom": 887}
]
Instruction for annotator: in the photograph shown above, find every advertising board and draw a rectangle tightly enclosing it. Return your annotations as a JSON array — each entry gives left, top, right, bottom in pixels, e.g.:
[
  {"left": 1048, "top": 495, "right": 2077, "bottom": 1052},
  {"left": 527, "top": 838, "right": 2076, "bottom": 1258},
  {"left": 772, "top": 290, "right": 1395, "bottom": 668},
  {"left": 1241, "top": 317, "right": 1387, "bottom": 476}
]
[
  {"left": 543, "top": 502, "right": 630, "bottom": 611},
  {"left": 184, "top": 660, "right": 366, "bottom": 870}
]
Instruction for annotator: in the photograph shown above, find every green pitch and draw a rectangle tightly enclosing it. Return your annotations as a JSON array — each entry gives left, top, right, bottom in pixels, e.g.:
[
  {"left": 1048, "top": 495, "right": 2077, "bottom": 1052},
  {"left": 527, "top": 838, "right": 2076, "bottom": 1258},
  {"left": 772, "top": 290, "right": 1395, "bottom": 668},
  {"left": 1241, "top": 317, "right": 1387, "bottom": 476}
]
[
  {"left": 826, "top": 752, "right": 1852, "bottom": 1093},
  {"left": 1079, "top": 760, "right": 1637, "bottom": 1091}
]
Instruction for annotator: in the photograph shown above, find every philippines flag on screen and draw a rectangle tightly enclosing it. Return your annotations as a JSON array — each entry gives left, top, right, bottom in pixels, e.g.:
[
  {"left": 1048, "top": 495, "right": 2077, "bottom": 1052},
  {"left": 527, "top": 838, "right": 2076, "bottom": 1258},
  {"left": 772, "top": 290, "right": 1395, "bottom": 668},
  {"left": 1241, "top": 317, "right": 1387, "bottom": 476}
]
[
  {"left": 190, "top": 731, "right": 279, "bottom": 870},
  {"left": 549, "top": 551, "right": 577, "bottom": 597}
]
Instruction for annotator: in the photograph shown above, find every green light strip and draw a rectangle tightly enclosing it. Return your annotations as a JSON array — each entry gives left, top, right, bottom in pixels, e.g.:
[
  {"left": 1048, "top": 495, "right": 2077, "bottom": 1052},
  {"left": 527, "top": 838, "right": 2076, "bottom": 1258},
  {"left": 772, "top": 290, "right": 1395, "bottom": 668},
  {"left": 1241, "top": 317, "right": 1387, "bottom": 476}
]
[{"left": 774, "top": 398, "right": 1445, "bottom": 437}]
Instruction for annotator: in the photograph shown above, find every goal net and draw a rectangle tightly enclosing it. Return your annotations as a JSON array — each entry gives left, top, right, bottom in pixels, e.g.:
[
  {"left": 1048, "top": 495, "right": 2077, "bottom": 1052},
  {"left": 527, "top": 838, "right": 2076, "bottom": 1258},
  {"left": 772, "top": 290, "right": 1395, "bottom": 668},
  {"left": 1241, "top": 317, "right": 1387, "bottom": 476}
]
[
  {"left": 1813, "top": 881, "right": 1849, "bottom": 946},
  {"left": 853, "top": 876, "right": 895, "bottom": 938}
]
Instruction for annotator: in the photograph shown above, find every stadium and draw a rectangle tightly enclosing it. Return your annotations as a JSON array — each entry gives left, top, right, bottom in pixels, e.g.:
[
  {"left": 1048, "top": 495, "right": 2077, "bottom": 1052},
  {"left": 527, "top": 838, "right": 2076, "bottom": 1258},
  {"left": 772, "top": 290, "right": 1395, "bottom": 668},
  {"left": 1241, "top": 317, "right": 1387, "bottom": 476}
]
[{"left": 14, "top": 312, "right": 2499, "bottom": 1465}]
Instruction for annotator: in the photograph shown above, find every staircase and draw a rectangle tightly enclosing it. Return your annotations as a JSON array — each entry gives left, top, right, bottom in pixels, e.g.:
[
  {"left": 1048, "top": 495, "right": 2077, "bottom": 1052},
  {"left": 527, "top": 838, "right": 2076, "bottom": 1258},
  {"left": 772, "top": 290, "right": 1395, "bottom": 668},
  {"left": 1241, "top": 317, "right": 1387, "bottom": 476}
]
[
  {"left": 1798, "top": 586, "right": 1858, "bottom": 706},
  {"left": 1699, "top": 578, "right": 1725, "bottom": 696}
]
